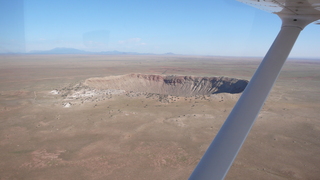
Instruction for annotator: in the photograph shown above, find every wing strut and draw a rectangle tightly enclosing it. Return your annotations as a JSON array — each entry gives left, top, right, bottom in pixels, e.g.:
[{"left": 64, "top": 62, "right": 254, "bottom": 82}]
[{"left": 189, "top": 14, "right": 318, "bottom": 180}]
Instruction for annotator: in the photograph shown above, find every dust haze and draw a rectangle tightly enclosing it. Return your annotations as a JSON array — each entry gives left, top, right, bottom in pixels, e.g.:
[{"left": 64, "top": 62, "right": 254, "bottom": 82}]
[{"left": 0, "top": 55, "right": 319, "bottom": 180}]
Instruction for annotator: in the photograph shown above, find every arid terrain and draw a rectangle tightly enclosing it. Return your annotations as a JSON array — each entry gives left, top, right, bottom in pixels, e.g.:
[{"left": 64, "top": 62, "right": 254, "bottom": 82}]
[{"left": 0, "top": 55, "right": 319, "bottom": 180}]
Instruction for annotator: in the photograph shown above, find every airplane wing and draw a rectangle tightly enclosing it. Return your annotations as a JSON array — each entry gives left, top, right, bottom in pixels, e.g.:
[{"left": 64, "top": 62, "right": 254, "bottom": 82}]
[
  {"left": 189, "top": 1, "right": 320, "bottom": 180},
  {"left": 238, "top": 0, "right": 320, "bottom": 25}
]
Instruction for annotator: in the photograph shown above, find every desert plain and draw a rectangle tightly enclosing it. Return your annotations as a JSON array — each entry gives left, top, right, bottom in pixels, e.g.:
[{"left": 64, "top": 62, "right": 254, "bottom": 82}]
[{"left": 0, "top": 54, "right": 319, "bottom": 180}]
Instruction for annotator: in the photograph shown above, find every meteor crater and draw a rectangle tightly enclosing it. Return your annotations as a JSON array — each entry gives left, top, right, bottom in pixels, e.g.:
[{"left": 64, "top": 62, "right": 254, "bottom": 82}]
[{"left": 84, "top": 73, "right": 248, "bottom": 96}]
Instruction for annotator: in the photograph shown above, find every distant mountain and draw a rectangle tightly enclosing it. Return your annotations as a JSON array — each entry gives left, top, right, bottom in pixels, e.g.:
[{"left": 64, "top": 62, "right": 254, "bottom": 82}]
[
  {"left": 163, "top": 52, "right": 175, "bottom": 55},
  {"left": 29, "top": 47, "right": 88, "bottom": 54},
  {"left": 28, "top": 48, "right": 159, "bottom": 55},
  {"left": 99, "top": 50, "right": 141, "bottom": 55}
]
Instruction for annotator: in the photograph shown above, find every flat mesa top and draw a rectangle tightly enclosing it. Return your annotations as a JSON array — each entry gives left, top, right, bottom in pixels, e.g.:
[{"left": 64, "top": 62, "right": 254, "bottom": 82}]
[{"left": 237, "top": 0, "right": 320, "bottom": 23}]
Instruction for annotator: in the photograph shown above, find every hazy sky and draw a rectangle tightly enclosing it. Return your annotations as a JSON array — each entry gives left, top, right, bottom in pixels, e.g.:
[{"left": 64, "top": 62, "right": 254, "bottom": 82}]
[{"left": 1, "top": 0, "right": 320, "bottom": 58}]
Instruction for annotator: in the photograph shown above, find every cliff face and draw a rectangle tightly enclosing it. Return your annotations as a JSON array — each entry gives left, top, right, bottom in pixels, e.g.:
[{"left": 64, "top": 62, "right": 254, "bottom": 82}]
[{"left": 84, "top": 74, "right": 248, "bottom": 97}]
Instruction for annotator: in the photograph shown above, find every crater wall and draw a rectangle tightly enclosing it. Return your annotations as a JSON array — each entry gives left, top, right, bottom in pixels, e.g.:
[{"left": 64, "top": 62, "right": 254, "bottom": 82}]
[{"left": 84, "top": 74, "right": 248, "bottom": 96}]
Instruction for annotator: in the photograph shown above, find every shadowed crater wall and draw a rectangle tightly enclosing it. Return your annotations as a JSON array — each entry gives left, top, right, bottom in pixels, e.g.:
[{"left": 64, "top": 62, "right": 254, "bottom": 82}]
[{"left": 84, "top": 74, "right": 248, "bottom": 96}]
